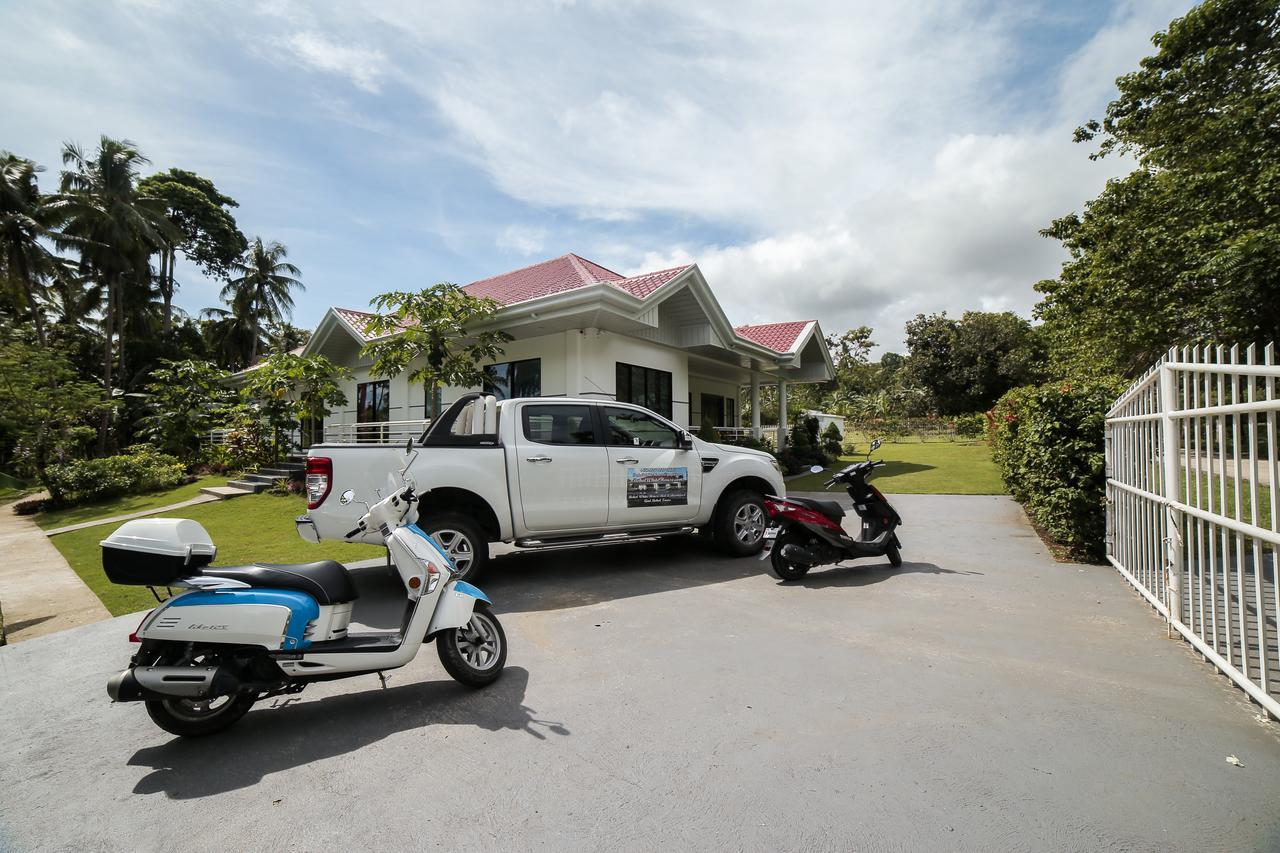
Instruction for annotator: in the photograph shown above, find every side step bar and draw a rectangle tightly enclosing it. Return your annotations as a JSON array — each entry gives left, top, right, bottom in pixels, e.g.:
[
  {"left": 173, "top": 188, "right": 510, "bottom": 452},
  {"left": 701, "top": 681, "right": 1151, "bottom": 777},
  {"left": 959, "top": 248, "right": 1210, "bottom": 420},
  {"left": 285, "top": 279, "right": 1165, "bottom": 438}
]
[{"left": 515, "top": 526, "right": 695, "bottom": 549}]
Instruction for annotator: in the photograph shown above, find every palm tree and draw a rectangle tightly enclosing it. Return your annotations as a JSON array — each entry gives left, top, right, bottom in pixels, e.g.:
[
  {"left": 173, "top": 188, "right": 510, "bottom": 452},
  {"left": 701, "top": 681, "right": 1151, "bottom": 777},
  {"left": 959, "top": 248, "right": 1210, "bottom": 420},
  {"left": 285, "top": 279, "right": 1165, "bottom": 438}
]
[
  {"left": 200, "top": 288, "right": 262, "bottom": 371},
  {"left": 0, "top": 153, "right": 75, "bottom": 345},
  {"left": 221, "top": 237, "right": 303, "bottom": 365},
  {"left": 57, "top": 136, "right": 178, "bottom": 450}
]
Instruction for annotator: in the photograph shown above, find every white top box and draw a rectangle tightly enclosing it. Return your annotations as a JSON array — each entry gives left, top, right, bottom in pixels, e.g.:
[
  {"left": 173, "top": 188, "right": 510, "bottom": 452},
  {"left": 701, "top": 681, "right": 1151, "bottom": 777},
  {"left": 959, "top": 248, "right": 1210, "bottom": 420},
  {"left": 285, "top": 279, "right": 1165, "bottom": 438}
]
[{"left": 100, "top": 518, "right": 217, "bottom": 563}]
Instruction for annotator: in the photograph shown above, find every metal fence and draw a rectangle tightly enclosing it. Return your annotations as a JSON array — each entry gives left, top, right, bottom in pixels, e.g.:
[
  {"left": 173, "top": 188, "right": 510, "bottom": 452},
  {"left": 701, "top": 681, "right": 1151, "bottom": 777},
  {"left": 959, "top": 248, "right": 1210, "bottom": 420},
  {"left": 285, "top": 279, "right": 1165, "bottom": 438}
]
[
  {"left": 1106, "top": 344, "right": 1279, "bottom": 719},
  {"left": 322, "top": 419, "right": 431, "bottom": 445}
]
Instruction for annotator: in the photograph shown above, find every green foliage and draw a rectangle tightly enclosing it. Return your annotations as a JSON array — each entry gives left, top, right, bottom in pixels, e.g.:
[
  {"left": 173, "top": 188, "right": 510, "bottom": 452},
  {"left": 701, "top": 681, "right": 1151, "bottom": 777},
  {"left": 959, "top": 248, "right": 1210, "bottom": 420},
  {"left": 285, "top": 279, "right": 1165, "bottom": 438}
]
[
  {"left": 362, "top": 283, "right": 512, "bottom": 392},
  {"left": 820, "top": 421, "right": 843, "bottom": 457},
  {"left": 219, "top": 403, "right": 275, "bottom": 470},
  {"left": 778, "top": 415, "right": 829, "bottom": 474},
  {"left": 210, "top": 237, "right": 303, "bottom": 367},
  {"left": 904, "top": 311, "right": 1045, "bottom": 415},
  {"left": 46, "top": 444, "right": 185, "bottom": 506},
  {"left": 137, "top": 169, "right": 245, "bottom": 281},
  {"left": 954, "top": 412, "right": 988, "bottom": 439},
  {"left": 989, "top": 378, "right": 1125, "bottom": 561},
  {"left": 142, "top": 359, "right": 232, "bottom": 459},
  {"left": 1039, "top": 0, "right": 1280, "bottom": 376},
  {"left": 0, "top": 338, "right": 106, "bottom": 502},
  {"left": 238, "top": 350, "right": 350, "bottom": 460},
  {"left": 698, "top": 411, "right": 722, "bottom": 443}
]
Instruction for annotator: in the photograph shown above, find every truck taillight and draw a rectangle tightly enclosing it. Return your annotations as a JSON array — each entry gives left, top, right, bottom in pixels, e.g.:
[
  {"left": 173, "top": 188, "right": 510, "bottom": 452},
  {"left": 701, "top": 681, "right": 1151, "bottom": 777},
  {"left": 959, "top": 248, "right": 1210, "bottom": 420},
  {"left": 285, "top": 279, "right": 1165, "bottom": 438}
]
[{"left": 306, "top": 456, "right": 332, "bottom": 509}]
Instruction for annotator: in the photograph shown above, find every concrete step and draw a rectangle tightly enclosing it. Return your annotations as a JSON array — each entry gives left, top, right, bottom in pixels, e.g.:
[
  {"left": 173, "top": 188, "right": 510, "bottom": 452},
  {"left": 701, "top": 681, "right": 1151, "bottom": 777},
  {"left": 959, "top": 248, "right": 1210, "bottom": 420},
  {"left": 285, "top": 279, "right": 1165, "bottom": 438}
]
[
  {"left": 200, "top": 485, "right": 255, "bottom": 498},
  {"left": 259, "top": 467, "right": 300, "bottom": 478},
  {"left": 242, "top": 473, "right": 283, "bottom": 485},
  {"left": 225, "top": 479, "right": 270, "bottom": 493},
  {"left": 286, "top": 453, "right": 308, "bottom": 464}
]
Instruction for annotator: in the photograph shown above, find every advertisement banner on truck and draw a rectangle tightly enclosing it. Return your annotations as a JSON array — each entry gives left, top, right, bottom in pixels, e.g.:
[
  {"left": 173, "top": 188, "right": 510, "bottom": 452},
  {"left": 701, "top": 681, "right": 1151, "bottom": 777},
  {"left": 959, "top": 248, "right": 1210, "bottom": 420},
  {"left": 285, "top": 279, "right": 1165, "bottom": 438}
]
[{"left": 626, "top": 467, "right": 689, "bottom": 507}]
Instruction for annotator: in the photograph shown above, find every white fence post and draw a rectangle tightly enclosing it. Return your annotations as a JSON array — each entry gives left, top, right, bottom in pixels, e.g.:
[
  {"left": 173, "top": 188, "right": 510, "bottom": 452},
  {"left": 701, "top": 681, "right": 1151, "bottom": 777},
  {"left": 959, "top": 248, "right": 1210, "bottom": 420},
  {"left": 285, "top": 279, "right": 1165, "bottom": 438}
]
[{"left": 1159, "top": 354, "right": 1184, "bottom": 625}]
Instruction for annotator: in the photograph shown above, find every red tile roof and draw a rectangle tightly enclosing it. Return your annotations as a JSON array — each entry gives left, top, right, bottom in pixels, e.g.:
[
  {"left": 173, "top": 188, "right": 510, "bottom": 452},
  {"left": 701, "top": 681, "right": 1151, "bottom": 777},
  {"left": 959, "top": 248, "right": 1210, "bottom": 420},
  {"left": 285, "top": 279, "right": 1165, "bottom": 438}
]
[
  {"left": 463, "top": 253, "right": 690, "bottom": 305},
  {"left": 733, "top": 321, "right": 813, "bottom": 353},
  {"left": 334, "top": 307, "right": 380, "bottom": 338}
]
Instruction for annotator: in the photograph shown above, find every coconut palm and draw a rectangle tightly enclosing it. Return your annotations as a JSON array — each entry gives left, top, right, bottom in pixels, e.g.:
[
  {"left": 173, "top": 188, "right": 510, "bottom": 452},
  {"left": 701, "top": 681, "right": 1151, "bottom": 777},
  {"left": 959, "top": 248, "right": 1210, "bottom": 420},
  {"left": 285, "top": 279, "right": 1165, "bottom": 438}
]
[
  {"left": 0, "top": 153, "right": 76, "bottom": 345},
  {"left": 57, "top": 136, "right": 179, "bottom": 449},
  {"left": 221, "top": 237, "right": 303, "bottom": 365},
  {"left": 201, "top": 287, "right": 264, "bottom": 371}
]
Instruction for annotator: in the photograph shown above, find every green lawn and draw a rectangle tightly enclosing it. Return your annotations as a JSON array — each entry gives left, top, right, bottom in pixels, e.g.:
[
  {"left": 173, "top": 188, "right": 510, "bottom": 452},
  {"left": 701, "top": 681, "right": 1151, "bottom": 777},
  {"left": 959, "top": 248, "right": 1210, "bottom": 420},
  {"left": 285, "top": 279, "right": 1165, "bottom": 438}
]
[
  {"left": 35, "top": 475, "right": 226, "bottom": 531},
  {"left": 786, "top": 436, "right": 1005, "bottom": 494},
  {"left": 49, "top": 492, "right": 384, "bottom": 616}
]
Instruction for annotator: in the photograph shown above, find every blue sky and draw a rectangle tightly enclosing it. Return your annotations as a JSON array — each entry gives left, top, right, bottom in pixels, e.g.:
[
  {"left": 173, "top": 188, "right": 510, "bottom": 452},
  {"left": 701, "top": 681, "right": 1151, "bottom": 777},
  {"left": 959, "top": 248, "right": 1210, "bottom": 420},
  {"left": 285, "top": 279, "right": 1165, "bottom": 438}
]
[{"left": 1, "top": 0, "right": 1193, "bottom": 350}]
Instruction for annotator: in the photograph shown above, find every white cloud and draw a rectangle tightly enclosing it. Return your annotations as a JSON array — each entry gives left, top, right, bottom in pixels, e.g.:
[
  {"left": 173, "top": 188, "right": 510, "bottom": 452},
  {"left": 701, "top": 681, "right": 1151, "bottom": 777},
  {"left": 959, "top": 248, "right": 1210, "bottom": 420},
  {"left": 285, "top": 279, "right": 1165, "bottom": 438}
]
[
  {"left": 281, "top": 31, "right": 386, "bottom": 93},
  {"left": 496, "top": 225, "right": 549, "bottom": 256}
]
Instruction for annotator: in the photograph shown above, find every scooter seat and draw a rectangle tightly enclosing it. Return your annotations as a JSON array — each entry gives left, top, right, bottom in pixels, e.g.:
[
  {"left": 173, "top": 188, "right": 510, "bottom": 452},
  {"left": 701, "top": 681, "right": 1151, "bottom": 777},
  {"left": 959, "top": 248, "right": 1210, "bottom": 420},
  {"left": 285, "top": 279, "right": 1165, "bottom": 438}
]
[
  {"left": 787, "top": 497, "right": 846, "bottom": 520},
  {"left": 201, "top": 561, "right": 359, "bottom": 605}
]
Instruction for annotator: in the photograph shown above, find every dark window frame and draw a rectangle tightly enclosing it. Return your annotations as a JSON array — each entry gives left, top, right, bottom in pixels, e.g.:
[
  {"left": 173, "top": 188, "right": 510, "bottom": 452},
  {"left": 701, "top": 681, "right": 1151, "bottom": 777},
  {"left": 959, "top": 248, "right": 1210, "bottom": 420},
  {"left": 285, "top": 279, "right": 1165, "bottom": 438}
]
[
  {"left": 356, "top": 380, "right": 390, "bottom": 423},
  {"left": 484, "top": 357, "right": 542, "bottom": 400},
  {"left": 520, "top": 402, "right": 600, "bottom": 447},
  {"left": 615, "top": 362, "right": 673, "bottom": 419}
]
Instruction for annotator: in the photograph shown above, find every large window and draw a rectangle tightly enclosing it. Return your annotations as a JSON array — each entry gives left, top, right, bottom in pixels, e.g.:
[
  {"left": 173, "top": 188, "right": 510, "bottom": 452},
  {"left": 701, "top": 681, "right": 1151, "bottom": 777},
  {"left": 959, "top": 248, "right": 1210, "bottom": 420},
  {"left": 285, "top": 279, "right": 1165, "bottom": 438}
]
[
  {"left": 521, "top": 404, "right": 597, "bottom": 445},
  {"left": 356, "top": 380, "right": 390, "bottom": 423},
  {"left": 485, "top": 358, "right": 542, "bottom": 400},
  {"left": 615, "top": 362, "right": 672, "bottom": 419},
  {"left": 603, "top": 406, "right": 679, "bottom": 448},
  {"left": 699, "top": 393, "right": 736, "bottom": 428}
]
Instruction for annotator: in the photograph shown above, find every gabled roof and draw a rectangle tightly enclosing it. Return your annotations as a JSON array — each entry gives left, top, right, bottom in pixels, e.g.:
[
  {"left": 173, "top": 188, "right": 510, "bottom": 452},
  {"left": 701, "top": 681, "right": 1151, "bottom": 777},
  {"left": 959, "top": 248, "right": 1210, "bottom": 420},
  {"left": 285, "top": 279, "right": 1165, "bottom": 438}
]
[
  {"left": 463, "top": 253, "right": 690, "bottom": 306},
  {"left": 734, "top": 321, "right": 814, "bottom": 354}
]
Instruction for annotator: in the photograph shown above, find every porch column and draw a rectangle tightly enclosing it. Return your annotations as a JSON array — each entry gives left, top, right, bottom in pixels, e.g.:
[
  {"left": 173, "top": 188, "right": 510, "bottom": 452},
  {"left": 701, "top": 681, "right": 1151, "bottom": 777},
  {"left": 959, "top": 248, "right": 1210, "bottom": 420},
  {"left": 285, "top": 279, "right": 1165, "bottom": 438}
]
[
  {"left": 750, "top": 374, "right": 761, "bottom": 439},
  {"left": 776, "top": 380, "right": 788, "bottom": 450}
]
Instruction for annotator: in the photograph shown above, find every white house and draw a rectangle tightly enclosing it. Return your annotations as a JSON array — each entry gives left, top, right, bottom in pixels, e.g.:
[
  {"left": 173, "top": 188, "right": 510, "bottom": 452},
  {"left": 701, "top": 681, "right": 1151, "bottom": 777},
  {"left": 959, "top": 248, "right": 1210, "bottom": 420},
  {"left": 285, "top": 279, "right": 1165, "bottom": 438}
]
[{"left": 292, "top": 253, "right": 834, "bottom": 448}]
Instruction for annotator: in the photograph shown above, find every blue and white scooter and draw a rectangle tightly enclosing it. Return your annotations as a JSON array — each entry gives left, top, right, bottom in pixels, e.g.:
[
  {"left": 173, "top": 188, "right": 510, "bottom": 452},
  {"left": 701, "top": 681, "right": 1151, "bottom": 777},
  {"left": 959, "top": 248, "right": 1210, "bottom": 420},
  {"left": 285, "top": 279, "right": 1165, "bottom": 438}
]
[{"left": 104, "top": 441, "right": 505, "bottom": 737}]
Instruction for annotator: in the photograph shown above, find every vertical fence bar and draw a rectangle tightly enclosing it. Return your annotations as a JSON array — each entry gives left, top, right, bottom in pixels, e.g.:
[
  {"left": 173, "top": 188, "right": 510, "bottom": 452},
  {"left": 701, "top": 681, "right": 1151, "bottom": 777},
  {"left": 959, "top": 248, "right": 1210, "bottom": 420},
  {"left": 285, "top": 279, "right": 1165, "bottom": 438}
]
[{"left": 1161, "top": 354, "right": 1183, "bottom": 625}]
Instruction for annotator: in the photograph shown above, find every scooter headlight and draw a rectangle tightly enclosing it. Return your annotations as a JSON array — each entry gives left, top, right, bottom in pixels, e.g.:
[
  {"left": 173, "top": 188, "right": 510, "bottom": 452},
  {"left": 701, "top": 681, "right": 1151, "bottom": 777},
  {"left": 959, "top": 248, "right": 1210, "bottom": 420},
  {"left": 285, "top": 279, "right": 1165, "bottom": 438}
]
[{"left": 425, "top": 561, "right": 440, "bottom": 594}]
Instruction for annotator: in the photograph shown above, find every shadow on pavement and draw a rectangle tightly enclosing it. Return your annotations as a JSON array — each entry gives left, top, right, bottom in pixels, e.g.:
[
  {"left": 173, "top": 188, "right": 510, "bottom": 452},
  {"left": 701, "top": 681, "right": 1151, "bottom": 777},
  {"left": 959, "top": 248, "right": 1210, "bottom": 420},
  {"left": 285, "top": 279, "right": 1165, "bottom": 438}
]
[
  {"left": 127, "top": 666, "right": 564, "bottom": 800},
  {"left": 481, "top": 535, "right": 761, "bottom": 614},
  {"left": 783, "top": 560, "right": 982, "bottom": 589}
]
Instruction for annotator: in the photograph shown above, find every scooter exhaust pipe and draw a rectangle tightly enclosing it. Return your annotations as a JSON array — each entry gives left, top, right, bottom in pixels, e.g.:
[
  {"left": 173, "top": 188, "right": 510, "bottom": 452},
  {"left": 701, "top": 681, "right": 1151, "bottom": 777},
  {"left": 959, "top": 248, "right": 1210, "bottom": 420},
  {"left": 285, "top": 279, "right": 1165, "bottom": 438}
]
[
  {"left": 107, "top": 665, "right": 240, "bottom": 703},
  {"left": 780, "top": 543, "right": 821, "bottom": 566}
]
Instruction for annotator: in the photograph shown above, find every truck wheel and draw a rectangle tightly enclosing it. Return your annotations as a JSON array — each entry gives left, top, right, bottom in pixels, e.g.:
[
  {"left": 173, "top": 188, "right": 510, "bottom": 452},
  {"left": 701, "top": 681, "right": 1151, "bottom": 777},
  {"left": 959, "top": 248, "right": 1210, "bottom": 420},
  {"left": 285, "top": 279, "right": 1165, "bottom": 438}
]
[
  {"left": 421, "top": 513, "right": 488, "bottom": 582},
  {"left": 714, "top": 489, "right": 767, "bottom": 556}
]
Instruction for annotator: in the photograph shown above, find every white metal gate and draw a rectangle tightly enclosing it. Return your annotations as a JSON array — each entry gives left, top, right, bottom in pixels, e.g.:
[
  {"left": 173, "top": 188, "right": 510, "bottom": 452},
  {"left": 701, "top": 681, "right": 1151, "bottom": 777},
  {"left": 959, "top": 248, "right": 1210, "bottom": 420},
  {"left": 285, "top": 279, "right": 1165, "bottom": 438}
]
[{"left": 1106, "top": 344, "right": 1279, "bottom": 719}]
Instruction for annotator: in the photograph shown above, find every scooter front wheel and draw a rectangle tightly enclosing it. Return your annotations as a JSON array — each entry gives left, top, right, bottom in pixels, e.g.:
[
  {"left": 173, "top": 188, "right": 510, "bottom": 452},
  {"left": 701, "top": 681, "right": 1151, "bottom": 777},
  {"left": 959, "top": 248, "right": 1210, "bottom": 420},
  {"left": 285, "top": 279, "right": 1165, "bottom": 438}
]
[
  {"left": 437, "top": 606, "right": 507, "bottom": 688},
  {"left": 886, "top": 543, "right": 903, "bottom": 567},
  {"left": 770, "top": 531, "right": 812, "bottom": 581}
]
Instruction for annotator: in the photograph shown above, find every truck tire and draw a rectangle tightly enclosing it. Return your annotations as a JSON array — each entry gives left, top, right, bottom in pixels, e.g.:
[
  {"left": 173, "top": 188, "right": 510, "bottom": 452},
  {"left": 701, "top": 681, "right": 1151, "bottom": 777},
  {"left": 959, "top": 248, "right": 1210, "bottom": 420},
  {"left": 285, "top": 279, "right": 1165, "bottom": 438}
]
[
  {"left": 713, "top": 489, "right": 768, "bottom": 556},
  {"left": 420, "top": 513, "right": 489, "bottom": 582}
]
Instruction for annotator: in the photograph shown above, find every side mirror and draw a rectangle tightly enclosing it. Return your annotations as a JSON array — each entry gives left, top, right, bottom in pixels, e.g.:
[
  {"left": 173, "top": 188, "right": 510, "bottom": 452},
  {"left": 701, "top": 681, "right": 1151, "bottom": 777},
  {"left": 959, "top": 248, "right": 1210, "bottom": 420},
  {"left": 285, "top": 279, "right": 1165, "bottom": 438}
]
[
  {"left": 809, "top": 465, "right": 825, "bottom": 474},
  {"left": 404, "top": 437, "right": 414, "bottom": 455},
  {"left": 678, "top": 431, "right": 694, "bottom": 450},
  {"left": 339, "top": 489, "right": 356, "bottom": 505},
  {"left": 870, "top": 438, "right": 882, "bottom": 452}
]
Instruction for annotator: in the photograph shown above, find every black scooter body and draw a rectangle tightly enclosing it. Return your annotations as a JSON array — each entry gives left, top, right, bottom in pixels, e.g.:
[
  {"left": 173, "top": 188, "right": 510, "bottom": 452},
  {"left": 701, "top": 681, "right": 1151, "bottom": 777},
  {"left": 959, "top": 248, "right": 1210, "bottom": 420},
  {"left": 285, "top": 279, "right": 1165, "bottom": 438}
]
[{"left": 765, "top": 459, "right": 903, "bottom": 579}]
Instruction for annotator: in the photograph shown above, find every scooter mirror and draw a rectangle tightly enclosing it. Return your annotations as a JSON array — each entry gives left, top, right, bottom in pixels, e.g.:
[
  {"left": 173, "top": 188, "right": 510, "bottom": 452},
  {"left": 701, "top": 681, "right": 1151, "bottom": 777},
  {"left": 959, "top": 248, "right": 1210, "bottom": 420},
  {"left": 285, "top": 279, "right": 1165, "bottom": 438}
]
[
  {"left": 809, "top": 465, "right": 825, "bottom": 474},
  {"left": 870, "top": 438, "right": 882, "bottom": 452},
  {"left": 339, "top": 489, "right": 356, "bottom": 505}
]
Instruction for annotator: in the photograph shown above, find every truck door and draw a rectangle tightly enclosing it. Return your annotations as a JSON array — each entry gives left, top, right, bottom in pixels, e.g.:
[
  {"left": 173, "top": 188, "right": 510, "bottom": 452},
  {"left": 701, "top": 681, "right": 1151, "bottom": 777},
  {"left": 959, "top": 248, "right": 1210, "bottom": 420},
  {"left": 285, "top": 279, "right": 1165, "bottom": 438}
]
[
  {"left": 600, "top": 405, "right": 702, "bottom": 528},
  {"left": 513, "top": 402, "right": 609, "bottom": 533}
]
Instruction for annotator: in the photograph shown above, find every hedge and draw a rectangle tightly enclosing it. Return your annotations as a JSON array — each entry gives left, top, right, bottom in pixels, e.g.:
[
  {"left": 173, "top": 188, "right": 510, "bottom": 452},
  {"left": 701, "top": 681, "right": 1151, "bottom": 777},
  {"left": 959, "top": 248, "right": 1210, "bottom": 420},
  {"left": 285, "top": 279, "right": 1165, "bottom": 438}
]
[
  {"left": 989, "top": 378, "right": 1124, "bottom": 562},
  {"left": 45, "top": 445, "right": 186, "bottom": 507}
]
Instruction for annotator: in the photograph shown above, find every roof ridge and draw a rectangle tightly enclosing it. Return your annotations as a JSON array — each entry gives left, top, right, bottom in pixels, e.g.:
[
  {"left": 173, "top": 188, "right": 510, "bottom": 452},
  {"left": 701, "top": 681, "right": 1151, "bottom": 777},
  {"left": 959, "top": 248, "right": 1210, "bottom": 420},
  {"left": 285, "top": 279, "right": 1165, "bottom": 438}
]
[
  {"left": 464, "top": 253, "right": 580, "bottom": 289},
  {"left": 568, "top": 252, "right": 624, "bottom": 282},
  {"left": 334, "top": 305, "right": 377, "bottom": 316},
  {"left": 565, "top": 253, "right": 599, "bottom": 286},
  {"left": 618, "top": 263, "right": 691, "bottom": 281}
]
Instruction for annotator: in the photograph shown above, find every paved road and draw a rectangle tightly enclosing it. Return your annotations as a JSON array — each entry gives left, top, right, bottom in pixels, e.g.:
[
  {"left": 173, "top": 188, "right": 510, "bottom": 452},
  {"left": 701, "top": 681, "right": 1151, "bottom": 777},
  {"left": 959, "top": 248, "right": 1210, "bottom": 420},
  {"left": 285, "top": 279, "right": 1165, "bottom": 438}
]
[{"left": 3, "top": 495, "right": 1280, "bottom": 852}]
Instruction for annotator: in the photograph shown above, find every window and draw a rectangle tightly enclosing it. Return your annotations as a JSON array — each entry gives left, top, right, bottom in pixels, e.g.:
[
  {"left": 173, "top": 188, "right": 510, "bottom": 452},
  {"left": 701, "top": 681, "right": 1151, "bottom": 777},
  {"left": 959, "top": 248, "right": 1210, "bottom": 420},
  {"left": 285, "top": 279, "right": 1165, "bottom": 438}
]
[
  {"left": 603, "top": 406, "right": 679, "bottom": 449},
  {"left": 356, "top": 380, "right": 390, "bottom": 423},
  {"left": 615, "top": 362, "right": 672, "bottom": 419},
  {"left": 521, "top": 404, "right": 597, "bottom": 445},
  {"left": 485, "top": 358, "right": 542, "bottom": 400},
  {"left": 699, "top": 393, "right": 736, "bottom": 428}
]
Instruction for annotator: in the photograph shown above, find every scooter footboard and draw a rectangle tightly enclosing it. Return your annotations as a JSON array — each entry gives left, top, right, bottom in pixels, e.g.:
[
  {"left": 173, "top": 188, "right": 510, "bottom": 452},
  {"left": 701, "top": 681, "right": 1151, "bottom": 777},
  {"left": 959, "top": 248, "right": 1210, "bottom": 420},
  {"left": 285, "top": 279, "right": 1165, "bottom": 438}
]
[{"left": 427, "top": 581, "right": 490, "bottom": 635}]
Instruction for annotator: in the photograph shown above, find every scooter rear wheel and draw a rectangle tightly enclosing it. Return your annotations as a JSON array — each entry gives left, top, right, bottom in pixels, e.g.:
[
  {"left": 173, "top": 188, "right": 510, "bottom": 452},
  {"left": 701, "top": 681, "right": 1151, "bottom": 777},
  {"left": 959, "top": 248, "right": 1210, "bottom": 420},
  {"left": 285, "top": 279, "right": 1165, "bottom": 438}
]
[
  {"left": 437, "top": 605, "right": 507, "bottom": 688},
  {"left": 770, "top": 531, "right": 812, "bottom": 581},
  {"left": 145, "top": 694, "right": 256, "bottom": 738}
]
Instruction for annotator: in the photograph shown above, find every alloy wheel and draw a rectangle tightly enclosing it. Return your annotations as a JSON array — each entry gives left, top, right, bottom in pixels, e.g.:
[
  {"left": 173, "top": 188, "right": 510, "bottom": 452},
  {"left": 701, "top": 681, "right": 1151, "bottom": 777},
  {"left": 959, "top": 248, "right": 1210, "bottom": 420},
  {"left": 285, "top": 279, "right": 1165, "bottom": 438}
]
[
  {"left": 454, "top": 612, "right": 501, "bottom": 670},
  {"left": 432, "top": 528, "right": 474, "bottom": 575},
  {"left": 733, "top": 502, "right": 766, "bottom": 544}
]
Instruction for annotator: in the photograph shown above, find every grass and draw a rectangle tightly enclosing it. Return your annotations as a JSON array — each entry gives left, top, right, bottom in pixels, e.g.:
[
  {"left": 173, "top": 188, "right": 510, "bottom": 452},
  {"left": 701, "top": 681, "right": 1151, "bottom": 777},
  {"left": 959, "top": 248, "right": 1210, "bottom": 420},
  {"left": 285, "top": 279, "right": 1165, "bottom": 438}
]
[
  {"left": 34, "top": 475, "right": 226, "bottom": 531},
  {"left": 786, "top": 435, "right": 1005, "bottom": 494},
  {"left": 49, "top": 491, "right": 385, "bottom": 616}
]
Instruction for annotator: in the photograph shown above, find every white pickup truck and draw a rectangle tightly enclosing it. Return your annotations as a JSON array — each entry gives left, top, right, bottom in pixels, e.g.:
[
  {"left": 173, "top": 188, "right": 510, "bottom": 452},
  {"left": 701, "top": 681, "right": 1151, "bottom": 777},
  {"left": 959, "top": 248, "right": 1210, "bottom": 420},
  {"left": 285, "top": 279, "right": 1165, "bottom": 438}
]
[{"left": 298, "top": 393, "right": 785, "bottom": 580}]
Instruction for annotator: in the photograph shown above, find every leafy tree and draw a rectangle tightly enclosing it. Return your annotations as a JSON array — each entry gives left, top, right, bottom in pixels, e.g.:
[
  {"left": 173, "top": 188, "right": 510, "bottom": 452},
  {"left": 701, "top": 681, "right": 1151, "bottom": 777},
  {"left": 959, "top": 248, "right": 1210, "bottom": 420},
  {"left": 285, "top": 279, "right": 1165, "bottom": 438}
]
[
  {"left": 266, "top": 322, "right": 311, "bottom": 353},
  {"left": 0, "top": 153, "right": 78, "bottom": 346},
  {"left": 58, "top": 137, "right": 179, "bottom": 450},
  {"left": 1038, "top": 0, "right": 1280, "bottom": 375},
  {"left": 0, "top": 339, "right": 107, "bottom": 503},
  {"left": 220, "top": 238, "right": 304, "bottom": 366},
  {"left": 905, "top": 311, "right": 1044, "bottom": 415},
  {"left": 138, "top": 169, "right": 246, "bottom": 334},
  {"left": 239, "top": 351, "right": 351, "bottom": 460},
  {"left": 361, "top": 284, "right": 511, "bottom": 399},
  {"left": 141, "top": 359, "right": 232, "bottom": 459}
]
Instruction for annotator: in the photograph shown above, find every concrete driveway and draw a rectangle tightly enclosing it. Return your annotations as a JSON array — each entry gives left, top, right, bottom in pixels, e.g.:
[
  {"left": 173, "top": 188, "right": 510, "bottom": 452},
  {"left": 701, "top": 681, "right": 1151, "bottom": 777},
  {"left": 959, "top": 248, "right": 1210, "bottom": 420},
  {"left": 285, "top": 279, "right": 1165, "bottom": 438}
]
[{"left": 2, "top": 494, "right": 1279, "bottom": 852}]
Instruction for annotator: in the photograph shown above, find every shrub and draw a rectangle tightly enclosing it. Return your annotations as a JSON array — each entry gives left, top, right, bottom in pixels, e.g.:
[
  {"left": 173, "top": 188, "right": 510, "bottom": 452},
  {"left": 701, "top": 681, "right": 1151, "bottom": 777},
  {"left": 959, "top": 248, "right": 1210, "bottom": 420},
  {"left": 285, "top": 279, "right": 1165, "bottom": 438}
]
[
  {"left": 989, "top": 378, "right": 1124, "bottom": 562},
  {"left": 954, "top": 412, "right": 987, "bottom": 439},
  {"left": 45, "top": 445, "right": 186, "bottom": 506},
  {"left": 698, "top": 412, "right": 722, "bottom": 443},
  {"left": 13, "top": 497, "right": 49, "bottom": 515},
  {"left": 820, "top": 422, "right": 843, "bottom": 457}
]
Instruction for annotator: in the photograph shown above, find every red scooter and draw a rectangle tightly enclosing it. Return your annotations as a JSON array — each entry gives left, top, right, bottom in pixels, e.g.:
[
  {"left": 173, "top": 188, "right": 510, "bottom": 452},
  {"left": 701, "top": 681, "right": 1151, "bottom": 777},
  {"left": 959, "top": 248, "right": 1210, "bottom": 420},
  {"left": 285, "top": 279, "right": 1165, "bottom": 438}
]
[{"left": 761, "top": 439, "right": 903, "bottom": 581}]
